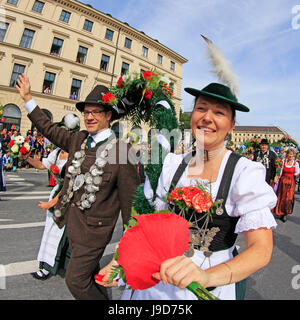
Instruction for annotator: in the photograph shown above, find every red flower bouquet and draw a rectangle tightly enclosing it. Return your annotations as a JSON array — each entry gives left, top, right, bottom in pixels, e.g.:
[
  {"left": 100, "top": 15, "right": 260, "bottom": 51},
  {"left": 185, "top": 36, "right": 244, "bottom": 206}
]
[
  {"left": 168, "top": 186, "right": 214, "bottom": 213},
  {"left": 8, "top": 136, "right": 32, "bottom": 158},
  {"left": 107, "top": 211, "right": 218, "bottom": 300}
]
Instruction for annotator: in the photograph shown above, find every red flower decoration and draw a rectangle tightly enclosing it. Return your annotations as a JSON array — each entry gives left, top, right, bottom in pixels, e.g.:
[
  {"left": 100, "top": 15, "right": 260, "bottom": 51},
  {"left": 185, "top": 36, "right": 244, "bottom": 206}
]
[
  {"left": 144, "top": 89, "right": 153, "bottom": 100},
  {"left": 142, "top": 71, "right": 157, "bottom": 81},
  {"left": 168, "top": 187, "right": 184, "bottom": 201},
  {"left": 102, "top": 92, "right": 116, "bottom": 104},
  {"left": 117, "top": 212, "right": 190, "bottom": 290},
  {"left": 19, "top": 146, "right": 29, "bottom": 155},
  {"left": 169, "top": 186, "right": 214, "bottom": 213},
  {"left": 192, "top": 192, "right": 213, "bottom": 213},
  {"left": 117, "top": 77, "right": 125, "bottom": 88},
  {"left": 50, "top": 164, "right": 60, "bottom": 175},
  {"left": 9, "top": 140, "right": 15, "bottom": 148},
  {"left": 181, "top": 186, "right": 202, "bottom": 207}
]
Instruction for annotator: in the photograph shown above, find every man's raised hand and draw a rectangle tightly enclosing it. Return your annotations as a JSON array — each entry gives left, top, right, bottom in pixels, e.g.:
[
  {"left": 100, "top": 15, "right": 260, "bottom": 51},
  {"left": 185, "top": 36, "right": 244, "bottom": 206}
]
[{"left": 16, "top": 73, "right": 32, "bottom": 103}]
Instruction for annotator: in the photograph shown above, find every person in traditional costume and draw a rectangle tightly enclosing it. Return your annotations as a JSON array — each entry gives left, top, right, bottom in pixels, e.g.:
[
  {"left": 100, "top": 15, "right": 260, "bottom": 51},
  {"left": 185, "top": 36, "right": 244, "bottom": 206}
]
[
  {"left": 253, "top": 139, "right": 277, "bottom": 185},
  {"left": 16, "top": 74, "right": 140, "bottom": 300},
  {"left": 21, "top": 113, "right": 80, "bottom": 280},
  {"left": 97, "top": 36, "right": 277, "bottom": 300},
  {"left": 273, "top": 149, "right": 300, "bottom": 222},
  {"left": 0, "top": 141, "right": 6, "bottom": 195}
]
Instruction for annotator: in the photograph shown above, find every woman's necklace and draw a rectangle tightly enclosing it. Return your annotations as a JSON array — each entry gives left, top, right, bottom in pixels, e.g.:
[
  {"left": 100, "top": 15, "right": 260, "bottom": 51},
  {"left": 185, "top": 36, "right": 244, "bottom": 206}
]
[
  {"left": 188, "top": 145, "right": 226, "bottom": 178},
  {"left": 53, "top": 137, "right": 117, "bottom": 218},
  {"left": 194, "top": 144, "right": 226, "bottom": 161}
]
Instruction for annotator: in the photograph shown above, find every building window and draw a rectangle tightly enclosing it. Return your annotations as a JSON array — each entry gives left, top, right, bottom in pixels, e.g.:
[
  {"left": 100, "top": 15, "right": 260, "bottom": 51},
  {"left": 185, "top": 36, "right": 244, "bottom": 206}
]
[
  {"left": 124, "top": 37, "right": 132, "bottom": 49},
  {"left": 121, "top": 62, "right": 129, "bottom": 75},
  {"left": 50, "top": 37, "right": 63, "bottom": 56},
  {"left": 10, "top": 64, "right": 25, "bottom": 87},
  {"left": 170, "top": 61, "right": 175, "bottom": 71},
  {"left": 83, "top": 19, "right": 93, "bottom": 32},
  {"left": 105, "top": 28, "right": 114, "bottom": 41},
  {"left": 20, "top": 28, "right": 35, "bottom": 49},
  {"left": 59, "top": 10, "right": 71, "bottom": 23},
  {"left": 43, "top": 72, "right": 56, "bottom": 94},
  {"left": 7, "top": 0, "right": 18, "bottom": 5},
  {"left": 76, "top": 46, "right": 88, "bottom": 64},
  {"left": 70, "top": 78, "right": 82, "bottom": 100},
  {"left": 32, "top": 0, "right": 45, "bottom": 13},
  {"left": 157, "top": 54, "right": 163, "bottom": 64},
  {"left": 142, "top": 46, "right": 148, "bottom": 57},
  {"left": 100, "top": 54, "right": 110, "bottom": 72},
  {"left": 0, "top": 22, "right": 9, "bottom": 42}
]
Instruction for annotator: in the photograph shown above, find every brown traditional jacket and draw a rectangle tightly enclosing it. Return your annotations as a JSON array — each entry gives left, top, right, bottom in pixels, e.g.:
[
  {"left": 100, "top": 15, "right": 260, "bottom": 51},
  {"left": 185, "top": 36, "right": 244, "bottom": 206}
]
[{"left": 28, "top": 106, "right": 140, "bottom": 248}]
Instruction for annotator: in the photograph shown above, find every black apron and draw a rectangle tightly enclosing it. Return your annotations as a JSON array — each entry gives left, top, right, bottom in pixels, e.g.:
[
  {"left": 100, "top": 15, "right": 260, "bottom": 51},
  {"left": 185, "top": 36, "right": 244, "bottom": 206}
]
[{"left": 168, "top": 151, "right": 246, "bottom": 299}]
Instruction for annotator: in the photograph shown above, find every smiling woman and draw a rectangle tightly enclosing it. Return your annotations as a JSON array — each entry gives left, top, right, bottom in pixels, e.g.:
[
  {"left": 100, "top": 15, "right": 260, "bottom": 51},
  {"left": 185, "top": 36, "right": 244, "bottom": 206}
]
[{"left": 191, "top": 95, "right": 235, "bottom": 152}]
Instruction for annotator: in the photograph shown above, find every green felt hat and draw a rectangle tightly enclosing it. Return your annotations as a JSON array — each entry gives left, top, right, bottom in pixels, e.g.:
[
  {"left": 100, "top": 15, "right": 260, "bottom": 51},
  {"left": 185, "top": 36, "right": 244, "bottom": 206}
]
[{"left": 184, "top": 83, "right": 249, "bottom": 112}]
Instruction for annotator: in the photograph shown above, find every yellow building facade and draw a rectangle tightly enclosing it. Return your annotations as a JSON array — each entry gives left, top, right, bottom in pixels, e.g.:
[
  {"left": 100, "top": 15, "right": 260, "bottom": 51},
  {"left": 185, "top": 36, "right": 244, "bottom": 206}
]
[
  {"left": 0, "top": 0, "right": 187, "bottom": 136},
  {"left": 232, "top": 126, "right": 288, "bottom": 146}
]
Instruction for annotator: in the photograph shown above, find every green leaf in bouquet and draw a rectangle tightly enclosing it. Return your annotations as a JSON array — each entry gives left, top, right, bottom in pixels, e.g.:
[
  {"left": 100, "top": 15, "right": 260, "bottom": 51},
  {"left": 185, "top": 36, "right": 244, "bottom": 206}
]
[{"left": 128, "top": 217, "right": 137, "bottom": 227}]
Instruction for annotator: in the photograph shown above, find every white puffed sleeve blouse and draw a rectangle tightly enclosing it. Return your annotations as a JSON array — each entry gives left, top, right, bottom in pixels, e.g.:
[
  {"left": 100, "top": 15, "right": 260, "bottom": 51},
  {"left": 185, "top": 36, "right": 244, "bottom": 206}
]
[{"left": 144, "top": 150, "right": 277, "bottom": 233}]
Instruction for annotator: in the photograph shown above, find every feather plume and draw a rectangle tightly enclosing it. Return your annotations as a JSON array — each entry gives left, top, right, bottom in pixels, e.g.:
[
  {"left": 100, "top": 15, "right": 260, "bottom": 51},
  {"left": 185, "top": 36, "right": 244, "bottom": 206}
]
[
  {"left": 63, "top": 113, "right": 80, "bottom": 130},
  {"left": 201, "top": 35, "right": 239, "bottom": 95}
]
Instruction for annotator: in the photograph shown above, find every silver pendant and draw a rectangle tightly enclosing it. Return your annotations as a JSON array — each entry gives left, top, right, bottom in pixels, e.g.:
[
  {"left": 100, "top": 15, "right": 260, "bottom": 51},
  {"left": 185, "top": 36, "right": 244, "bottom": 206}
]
[
  {"left": 68, "top": 165, "right": 76, "bottom": 174},
  {"left": 73, "top": 174, "right": 85, "bottom": 191},
  {"left": 54, "top": 209, "right": 62, "bottom": 218},
  {"left": 93, "top": 176, "right": 102, "bottom": 185},
  {"left": 91, "top": 168, "right": 101, "bottom": 177},
  {"left": 85, "top": 184, "right": 99, "bottom": 193},
  {"left": 82, "top": 200, "right": 91, "bottom": 209},
  {"left": 184, "top": 246, "right": 194, "bottom": 257},
  {"left": 204, "top": 250, "right": 212, "bottom": 258},
  {"left": 95, "top": 158, "right": 106, "bottom": 168},
  {"left": 87, "top": 193, "right": 96, "bottom": 203},
  {"left": 216, "top": 207, "right": 224, "bottom": 215},
  {"left": 84, "top": 173, "right": 93, "bottom": 185},
  {"left": 72, "top": 160, "right": 81, "bottom": 168}
]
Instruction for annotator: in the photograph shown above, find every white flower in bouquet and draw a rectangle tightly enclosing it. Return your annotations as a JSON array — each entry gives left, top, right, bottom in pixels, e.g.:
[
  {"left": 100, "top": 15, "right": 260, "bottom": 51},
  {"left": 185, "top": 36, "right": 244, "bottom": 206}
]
[
  {"left": 23, "top": 142, "right": 31, "bottom": 150},
  {"left": 14, "top": 136, "right": 25, "bottom": 144},
  {"left": 11, "top": 144, "right": 19, "bottom": 153}
]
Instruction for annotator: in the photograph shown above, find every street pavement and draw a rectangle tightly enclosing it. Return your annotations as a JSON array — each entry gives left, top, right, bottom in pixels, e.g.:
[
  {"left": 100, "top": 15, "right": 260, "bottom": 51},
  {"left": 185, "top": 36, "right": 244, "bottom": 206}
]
[{"left": 0, "top": 169, "right": 300, "bottom": 300}]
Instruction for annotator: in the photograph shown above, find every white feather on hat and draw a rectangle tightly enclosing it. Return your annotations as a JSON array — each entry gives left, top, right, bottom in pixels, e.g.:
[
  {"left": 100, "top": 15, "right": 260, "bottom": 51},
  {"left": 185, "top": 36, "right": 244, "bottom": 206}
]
[
  {"left": 201, "top": 35, "right": 240, "bottom": 95},
  {"left": 63, "top": 113, "right": 80, "bottom": 130}
]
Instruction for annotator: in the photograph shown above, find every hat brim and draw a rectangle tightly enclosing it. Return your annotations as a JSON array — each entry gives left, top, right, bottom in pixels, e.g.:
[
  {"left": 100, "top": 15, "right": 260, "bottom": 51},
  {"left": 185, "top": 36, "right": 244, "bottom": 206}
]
[{"left": 184, "top": 88, "right": 249, "bottom": 112}]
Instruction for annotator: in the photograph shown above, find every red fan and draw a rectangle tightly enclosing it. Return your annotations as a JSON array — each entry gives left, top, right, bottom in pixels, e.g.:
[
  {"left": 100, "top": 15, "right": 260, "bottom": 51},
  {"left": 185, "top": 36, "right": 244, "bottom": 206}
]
[{"left": 117, "top": 212, "right": 190, "bottom": 290}]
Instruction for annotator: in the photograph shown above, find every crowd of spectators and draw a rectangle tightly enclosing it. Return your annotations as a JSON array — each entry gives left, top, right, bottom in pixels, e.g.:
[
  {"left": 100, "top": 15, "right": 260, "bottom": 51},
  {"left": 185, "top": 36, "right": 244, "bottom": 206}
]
[{"left": 0, "top": 127, "right": 54, "bottom": 171}]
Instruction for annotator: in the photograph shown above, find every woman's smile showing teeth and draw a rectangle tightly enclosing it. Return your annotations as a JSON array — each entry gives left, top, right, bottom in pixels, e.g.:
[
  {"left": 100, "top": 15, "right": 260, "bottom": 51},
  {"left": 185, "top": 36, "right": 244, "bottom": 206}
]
[{"left": 197, "top": 126, "right": 215, "bottom": 133}]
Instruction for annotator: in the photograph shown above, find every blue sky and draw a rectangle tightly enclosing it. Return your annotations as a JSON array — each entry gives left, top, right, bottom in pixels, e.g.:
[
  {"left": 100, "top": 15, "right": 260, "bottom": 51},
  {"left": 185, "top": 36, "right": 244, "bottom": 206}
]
[{"left": 83, "top": 0, "right": 300, "bottom": 143}]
